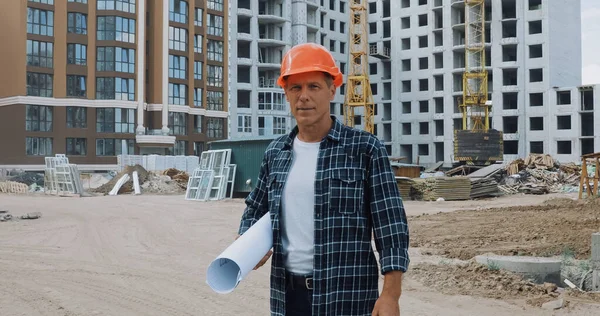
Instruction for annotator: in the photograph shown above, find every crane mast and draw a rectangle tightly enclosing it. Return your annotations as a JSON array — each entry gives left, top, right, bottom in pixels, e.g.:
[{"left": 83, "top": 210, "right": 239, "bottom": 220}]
[
  {"left": 454, "top": 0, "right": 503, "bottom": 166},
  {"left": 343, "top": 0, "right": 374, "bottom": 134},
  {"left": 461, "top": 0, "right": 489, "bottom": 131}
]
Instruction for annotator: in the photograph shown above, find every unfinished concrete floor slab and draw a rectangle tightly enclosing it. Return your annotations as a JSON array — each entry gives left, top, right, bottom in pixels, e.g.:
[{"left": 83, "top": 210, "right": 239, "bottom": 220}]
[{"left": 475, "top": 254, "right": 562, "bottom": 285}]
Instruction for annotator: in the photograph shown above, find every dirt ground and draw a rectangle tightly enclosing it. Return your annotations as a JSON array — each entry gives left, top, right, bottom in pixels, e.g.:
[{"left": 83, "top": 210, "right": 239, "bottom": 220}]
[
  {"left": 409, "top": 197, "right": 600, "bottom": 260},
  {"left": 1, "top": 192, "right": 599, "bottom": 316}
]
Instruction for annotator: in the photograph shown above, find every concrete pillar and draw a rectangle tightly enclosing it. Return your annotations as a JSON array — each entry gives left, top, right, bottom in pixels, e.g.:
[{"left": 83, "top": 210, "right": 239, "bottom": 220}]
[
  {"left": 136, "top": 0, "right": 146, "bottom": 135},
  {"left": 592, "top": 233, "right": 600, "bottom": 291}
]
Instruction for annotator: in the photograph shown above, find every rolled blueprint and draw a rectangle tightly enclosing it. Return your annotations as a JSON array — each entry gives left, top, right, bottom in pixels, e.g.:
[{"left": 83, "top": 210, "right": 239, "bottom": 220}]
[{"left": 206, "top": 213, "right": 273, "bottom": 294}]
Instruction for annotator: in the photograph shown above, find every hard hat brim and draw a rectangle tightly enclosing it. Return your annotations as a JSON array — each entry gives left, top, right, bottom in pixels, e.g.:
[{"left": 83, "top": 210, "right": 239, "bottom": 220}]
[{"left": 277, "top": 66, "right": 343, "bottom": 88}]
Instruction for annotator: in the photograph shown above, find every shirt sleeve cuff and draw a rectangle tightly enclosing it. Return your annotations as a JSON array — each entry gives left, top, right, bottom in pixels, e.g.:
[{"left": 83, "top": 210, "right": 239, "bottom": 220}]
[{"left": 379, "top": 248, "right": 410, "bottom": 274}]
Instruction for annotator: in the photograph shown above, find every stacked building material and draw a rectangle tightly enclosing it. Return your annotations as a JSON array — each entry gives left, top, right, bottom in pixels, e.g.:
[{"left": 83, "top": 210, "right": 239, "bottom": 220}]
[
  {"left": 470, "top": 178, "right": 500, "bottom": 199},
  {"left": 395, "top": 177, "right": 415, "bottom": 201},
  {"left": 411, "top": 177, "right": 471, "bottom": 201}
]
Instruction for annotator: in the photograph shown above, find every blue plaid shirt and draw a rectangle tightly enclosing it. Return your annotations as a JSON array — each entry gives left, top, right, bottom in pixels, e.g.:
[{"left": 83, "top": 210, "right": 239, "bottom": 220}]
[{"left": 238, "top": 117, "right": 410, "bottom": 316}]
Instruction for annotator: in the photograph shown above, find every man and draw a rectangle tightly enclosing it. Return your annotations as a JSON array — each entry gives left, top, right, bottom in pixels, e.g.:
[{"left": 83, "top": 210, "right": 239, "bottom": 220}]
[{"left": 237, "top": 43, "right": 409, "bottom": 316}]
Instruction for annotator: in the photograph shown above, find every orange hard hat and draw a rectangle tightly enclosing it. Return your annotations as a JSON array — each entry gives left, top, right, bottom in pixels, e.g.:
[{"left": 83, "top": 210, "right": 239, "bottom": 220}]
[{"left": 277, "top": 43, "right": 344, "bottom": 88}]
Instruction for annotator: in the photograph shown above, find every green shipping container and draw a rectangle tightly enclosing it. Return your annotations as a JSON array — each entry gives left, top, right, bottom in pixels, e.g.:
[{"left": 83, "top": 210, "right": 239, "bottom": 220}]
[{"left": 209, "top": 136, "right": 278, "bottom": 197}]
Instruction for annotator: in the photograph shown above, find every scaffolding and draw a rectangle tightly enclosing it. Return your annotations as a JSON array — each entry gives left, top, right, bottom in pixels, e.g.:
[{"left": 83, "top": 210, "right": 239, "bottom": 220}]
[{"left": 343, "top": 0, "right": 374, "bottom": 134}]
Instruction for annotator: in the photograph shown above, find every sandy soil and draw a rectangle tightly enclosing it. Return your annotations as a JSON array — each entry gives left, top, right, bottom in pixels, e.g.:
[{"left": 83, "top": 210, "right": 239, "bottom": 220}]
[
  {"left": 0, "top": 192, "right": 598, "bottom": 316},
  {"left": 409, "top": 196, "right": 600, "bottom": 260}
]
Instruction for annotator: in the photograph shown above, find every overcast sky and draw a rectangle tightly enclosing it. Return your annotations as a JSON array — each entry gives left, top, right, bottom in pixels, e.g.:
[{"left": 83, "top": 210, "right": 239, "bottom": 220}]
[{"left": 582, "top": 0, "right": 600, "bottom": 84}]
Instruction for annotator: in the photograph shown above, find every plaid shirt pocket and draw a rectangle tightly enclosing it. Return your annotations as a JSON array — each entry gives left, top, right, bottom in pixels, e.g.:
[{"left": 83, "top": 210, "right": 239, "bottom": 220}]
[{"left": 329, "top": 168, "right": 366, "bottom": 214}]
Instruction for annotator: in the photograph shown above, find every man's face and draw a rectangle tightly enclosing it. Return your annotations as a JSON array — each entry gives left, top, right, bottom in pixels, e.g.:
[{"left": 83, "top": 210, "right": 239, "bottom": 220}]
[{"left": 284, "top": 71, "right": 336, "bottom": 128}]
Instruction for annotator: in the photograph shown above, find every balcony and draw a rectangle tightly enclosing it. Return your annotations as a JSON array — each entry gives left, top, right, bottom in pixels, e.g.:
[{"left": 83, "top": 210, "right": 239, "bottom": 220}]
[
  {"left": 370, "top": 44, "right": 390, "bottom": 59},
  {"left": 136, "top": 129, "right": 176, "bottom": 146},
  {"left": 258, "top": 1, "right": 286, "bottom": 23},
  {"left": 238, "top": 8, "right": 252, "bottom": 17},
  {"left": 259, "top": 77, "right": 278, "bottom": 88}
]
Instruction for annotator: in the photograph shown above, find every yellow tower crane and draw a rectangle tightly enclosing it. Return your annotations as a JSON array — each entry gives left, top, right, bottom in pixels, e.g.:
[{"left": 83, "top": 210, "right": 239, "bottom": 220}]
[
  {"left": 343, "top": 0, "right": 374, "bottom": 134},
  {"left": 461, "top": 0, "right": 489, "bottom": 131},
  {"left": 454, "top": 0, "right": 503, "bottom": 165}
]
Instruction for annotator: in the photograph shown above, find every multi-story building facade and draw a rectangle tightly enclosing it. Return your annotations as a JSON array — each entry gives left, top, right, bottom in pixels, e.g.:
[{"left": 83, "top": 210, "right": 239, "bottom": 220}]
[
  {"left": 229, "top": 0, "right": 354, "bottom": 138},
  {"left": 229, "top": 0, "right": 594, "bottom": 166},
  {"left": 0, "top": 0, "right": 228, "bottom": 169},
  {"left": 372, "top": 0, "right": 587, "bottom": 165}
]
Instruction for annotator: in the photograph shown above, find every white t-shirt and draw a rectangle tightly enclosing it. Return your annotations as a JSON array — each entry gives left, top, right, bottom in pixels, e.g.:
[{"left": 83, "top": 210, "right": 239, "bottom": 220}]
[{"left": 280, "top": 137, "right": 320, "bottom": 275}]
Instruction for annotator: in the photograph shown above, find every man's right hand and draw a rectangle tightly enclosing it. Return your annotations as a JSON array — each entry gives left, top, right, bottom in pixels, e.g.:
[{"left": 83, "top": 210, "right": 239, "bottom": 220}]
[{"left": 236, "top": 235, "right": 273, "bottom": 270}]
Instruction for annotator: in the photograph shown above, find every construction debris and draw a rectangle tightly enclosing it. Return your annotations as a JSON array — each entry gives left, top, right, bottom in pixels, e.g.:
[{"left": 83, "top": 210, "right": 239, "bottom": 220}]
[
  {"left": 0, "top": 210, "right": 42, "bottom": 222},
  {"left": 0, "top": 181, "right": 29, "bottom": 194},
  {"left": 498, "top": 154, "right": 581, "bottom": 195},
  {"left": 92, "top": 165, "right": 148, "bottom": 195}
]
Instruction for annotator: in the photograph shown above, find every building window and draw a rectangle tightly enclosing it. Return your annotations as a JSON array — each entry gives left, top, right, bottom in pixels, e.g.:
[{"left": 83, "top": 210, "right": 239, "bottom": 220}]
[
  {"left": 30, "top": 0, "right": 54, "bottom": 4},
  {"left": 115, "top": 108, "right": 135, "bottom": 133},
  {"left": 68, "top": 0, "right": 88, "bottom": 3},
  {"left": 194, "top": 142, "right": 204, "bottom": 156},
  {"left": 237, "top": 115, "right": 252, "bottom": 133},
  {"left": 207, "top": 40, "right": 223, "bottom": 62},
  {"left": 194, "top": 34, "right": 203, "bottom": 53},
  {"left": 557, "top": 141, "right": 572, "bottom": 155},
  {"left": 207, "top": 0, "right": 223, "bottom": 11},
  {"left": 27, "top": 8, "right": 54, "bottom": 36},
  {"left": 26, "top": 72, "right": 53, "bottom": 97},
  {"left": 26, "top": 105, "right": 53, "bottom": 132},
  {"left": 258, "top": 92, "right": 286, "bottom": 111},
  {"left": 96, "top": 108, "right": 135, "bottom": 133},
  {"left": 194, "top": 8, "right": 203, "bottom": 26},
  {"left": 169, "top": 140, "right": 188, "bottom": 155},
  {"left": 168, "top": 112, "right": 187, "bottom": 135},
  {"left": 274, "top": 117, "right": 287, "bottom": 135},
  {"left": 169, "top": 0, "right": 188, "bottom": 23},
  {"left": 169, "top": 55, "right": 187, "bottom": 79},
  {"left": 97, "top": 47, "right": 135, "bottom": 73},
  {"left": 96, "top": 108, "right": 115, "bottom": 132},
  {"left": 530, "top": 141, "right": 543, "bottom": 154},
  {"left": 67, "top": 43, "right": 87, "bottom": 65},
  {"left": 207, "top": 91, "right": 224, "bottom": 111},
  {"left": 207, "top": 14, "right": 223, "bottom": 36},
  {"left": 96, "top": 138, "right": 134, "bottom": 156},
  {"left": 169, "top": 26, "right": 188, "bottom": 51},
  {"left": 194, "top": 61, "right": 203, "bottom": 80},
  {"left": 97, "top": 16, "right": 136, "bottom": 43},
  {"left": 168, "top": 83, "right": 188, "bottom": 105},
  {"left": 67, "top": 12, "right": 87, "bottom": 34},
  {"left": 193, "top": 115, "right": 202, "bottom": 133},
  {"left": 97, "top": 0, "right": 136, "bottom": 13},
  {"left": 207, "top": 65, "right": 223, "bottom": 87},
  {"left": 67, "top": 75, "right": 86, "bottom": 97},
  {"left": 529, "top": 20, "right": 542, "bottom": 35},
  {"left": 557, "top": 91, "right": 571, "bottom": 105},
  {"left": 26, "top": 137, "right": 53, "bottom": 156},
  {"left": 66, "top": 138, "right": 87, "bottom": 156},
  {"left": 207, "top": 118, "right": 224, "bottom": 138},
  {"left": 66, "top": 106, "right": 87, "bottom": 128},
  {"left": 258, "top": 117, "right": 265, "bottom": 135},
  {"left": 193, "top": 88, "right": 203, "bottom": 107},
  {"left": 96, "top": 77, "right": 135, "bottom": 100},
  {"left": 26, "top": 40, "right": 53, "bottom": 68}
]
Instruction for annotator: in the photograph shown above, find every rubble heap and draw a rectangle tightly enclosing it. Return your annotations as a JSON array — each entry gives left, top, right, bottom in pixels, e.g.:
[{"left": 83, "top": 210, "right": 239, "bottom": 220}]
[{"left": 499, "top": 154, "right": 581, "bottom": 195}]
